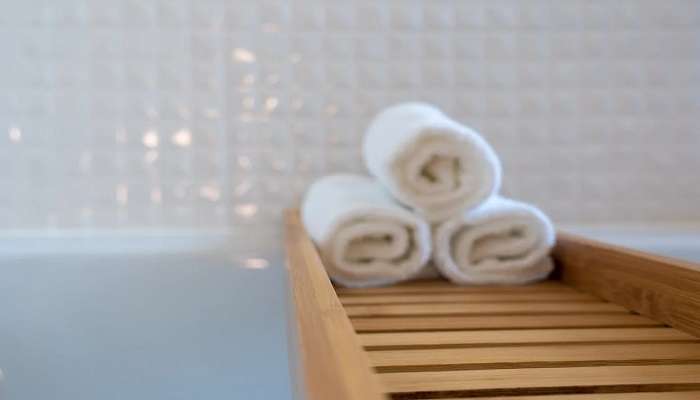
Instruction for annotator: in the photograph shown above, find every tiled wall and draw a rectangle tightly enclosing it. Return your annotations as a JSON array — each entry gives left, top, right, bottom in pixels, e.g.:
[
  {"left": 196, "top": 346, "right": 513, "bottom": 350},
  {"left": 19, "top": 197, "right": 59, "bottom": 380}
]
[{"left": 1, "top": 0, "right": 699, "bottom": 231}]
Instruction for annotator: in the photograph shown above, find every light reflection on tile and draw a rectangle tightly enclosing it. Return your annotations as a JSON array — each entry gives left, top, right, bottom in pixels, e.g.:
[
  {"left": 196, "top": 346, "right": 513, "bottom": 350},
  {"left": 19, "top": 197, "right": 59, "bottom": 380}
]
[
  {"left": 150, "top": 187, "right": 162, "bottom": 205},
  {"left": 0, "top": 0, "right": 699, "bottom": 231},
  {"left": 142, "top": 130, "right": 159, "bottom": 148},
  {"left": 231, "top": 47, "right": 256, "bottom": 63},
  {"left": 242, "top": 257, "right": 269, "bottom": 269},
  {"left": 8, "top": 126, "right": 22, "bottom": 142},
  {"left": 171, "top": 129, "right": 192, "bottom": 147},
  {"left": 264, "top": 97, "right": 279, "bottom": 112},
  {"left": 199, "top": 184, "right": 221, "bottom": 202},
  {"left": 234, "top": 203, "right": 258, "bottom": 218}
]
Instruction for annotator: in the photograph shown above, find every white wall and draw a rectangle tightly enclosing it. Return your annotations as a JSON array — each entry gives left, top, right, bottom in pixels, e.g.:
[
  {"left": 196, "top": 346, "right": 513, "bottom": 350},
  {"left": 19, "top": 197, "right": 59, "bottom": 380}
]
[{"left": 1, "top": 0, "right": 699, "bottom": 231}]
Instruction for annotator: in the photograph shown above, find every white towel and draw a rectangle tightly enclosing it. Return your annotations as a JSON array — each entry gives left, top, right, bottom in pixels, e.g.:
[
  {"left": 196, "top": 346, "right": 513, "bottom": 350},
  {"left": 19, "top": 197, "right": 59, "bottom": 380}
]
[
  {"left": 433, "top": 196, "right": 555, "bottom": 285},
  {"left": 363, "top": 102, "right": 502, "bottom": 222},
  {"left": 301, "top": 174, "right": 432, "bottom": 288}
]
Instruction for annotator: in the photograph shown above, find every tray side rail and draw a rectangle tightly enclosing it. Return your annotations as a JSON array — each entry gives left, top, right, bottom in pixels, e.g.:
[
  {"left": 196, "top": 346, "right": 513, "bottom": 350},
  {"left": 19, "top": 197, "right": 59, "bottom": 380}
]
[
  {"left": 284, "top": 209, "right": 387, "bottom": 400},
  {"left": 553, "top": 232, "right": 700, "bottom": 338}
]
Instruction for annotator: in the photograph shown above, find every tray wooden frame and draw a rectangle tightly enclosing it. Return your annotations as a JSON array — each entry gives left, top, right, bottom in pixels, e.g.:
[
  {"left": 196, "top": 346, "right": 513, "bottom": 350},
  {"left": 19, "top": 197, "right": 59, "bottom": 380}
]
[{"left": 284, "top": 209, "right": 700, "bottom": 400}]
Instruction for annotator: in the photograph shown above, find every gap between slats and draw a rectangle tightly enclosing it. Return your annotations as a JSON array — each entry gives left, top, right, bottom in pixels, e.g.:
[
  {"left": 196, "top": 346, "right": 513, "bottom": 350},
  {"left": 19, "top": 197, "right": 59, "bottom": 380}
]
[
  {"left": 337, "top": 280, "right": 579, "bottom": 297},
  {"left": 335, "top": 282, "right": 700, "bottom": 399},
  {"left": 345, "top": 302, "right": 628, "bottom": 317},
  {"left": 352, "top": 314, "right": 662, "bottom": 333},
  {"left": 390, "top": 385, "right": 700, "bottom": 400},
  {"left": 340, "top": 292, "right": 601, "bottom": 305},
  {"left": 441, "top": 391, "right": 700, "bottom": 399}
]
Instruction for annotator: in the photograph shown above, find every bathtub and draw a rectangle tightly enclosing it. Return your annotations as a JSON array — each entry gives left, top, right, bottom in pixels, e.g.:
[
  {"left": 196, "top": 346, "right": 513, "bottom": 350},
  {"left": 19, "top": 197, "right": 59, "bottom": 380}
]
[
  {"left": 0, "top": 228, "right": 697, "bottom": 399},
  {"left": 0, "top": 233, "right": 292, "bottom": 400}
]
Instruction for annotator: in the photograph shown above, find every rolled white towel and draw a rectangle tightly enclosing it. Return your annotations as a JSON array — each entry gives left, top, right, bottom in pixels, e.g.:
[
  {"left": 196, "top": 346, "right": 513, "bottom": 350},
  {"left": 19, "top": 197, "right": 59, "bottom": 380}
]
[
  {"left": 301, "top": 174, "right": 432, "bottom": 288},
  {"left": 363, "top": 102, "right": 502, "bottom": 222},
  {"left": 433, "top": 196, "right": 555, "bottom": 285}
]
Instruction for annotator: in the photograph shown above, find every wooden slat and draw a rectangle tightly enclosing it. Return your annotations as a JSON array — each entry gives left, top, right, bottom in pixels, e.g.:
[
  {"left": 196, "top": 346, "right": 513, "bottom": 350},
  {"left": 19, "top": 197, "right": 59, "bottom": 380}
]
[
  {"left": 284, "top": 210, "right": 386, "bottom": 400},
  {"left": 340, "top": 291, "right": 601, "bottom": 305},
  {"left": 337, "top": 280, "right": 577, "bottom": 296},
  {"left": 360, "top": 327, "right": 697, "bottom": 349},
  {"left": 380, "top": 364, "right": 700, "bottom": 395},
  {"left": 369, "top": 342, "right": 700, "bottom": 370},
  {"left": 554, "top": 232, "right": 700, "bottom": 338},
  {"left": 345, "top": 301, "right": 627, "bottom": 317},
  {"left": 352, "top": 313, "right": 662, "bottom": 333},
  {"left": 445, "top": 391, "right": 700, "bottom": 399},
  {"left": 284, "top": 215, "right": 700, "bottom": 399}
]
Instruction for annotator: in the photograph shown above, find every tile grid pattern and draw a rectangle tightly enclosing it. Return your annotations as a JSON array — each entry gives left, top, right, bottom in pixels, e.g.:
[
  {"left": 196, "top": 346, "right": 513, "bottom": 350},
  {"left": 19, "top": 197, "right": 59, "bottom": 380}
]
[{"left": 1, "top": 0, "right": 699, "bottom": 231}]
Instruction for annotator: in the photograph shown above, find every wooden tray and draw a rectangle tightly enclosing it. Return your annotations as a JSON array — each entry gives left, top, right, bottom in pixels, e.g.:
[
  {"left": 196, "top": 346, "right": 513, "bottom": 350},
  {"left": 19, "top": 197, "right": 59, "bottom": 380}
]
[{"left": 284, "top": 209, "right": 700, "bottom": 400}]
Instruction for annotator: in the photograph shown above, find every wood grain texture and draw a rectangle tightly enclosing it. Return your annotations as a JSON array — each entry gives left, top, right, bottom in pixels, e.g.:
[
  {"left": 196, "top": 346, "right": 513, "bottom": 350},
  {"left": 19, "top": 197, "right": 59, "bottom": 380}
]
[
  {"left": 285, "top": 214, "right": 700, "bottom": 399},
  {"left": 340, "top": 291, "right": 600, "bottom": 305},
  {"left": 284, "top": 210, "right": 386, "bottom": 400},
  {"left": 345, "top": 301, "right": 627, "bottom": 317},
  {"left": 337, "top": 280, "right": 576, "bottom": 296},
  {"left": 369, "top": 342, "right": 700, "bottom": 370},
  {"left": 445, "top": 391, "right": 700, "bottom": 399},
  {"left": 554, "top": 232, "right": 700, "bottom": 338},
  {"left": 352, "top": 313, "right": 662, "bottom": 333},
  {"left": 360, "top": 327, "right": 697, "bottom": 349},
  {"left": 380, "top": 364, "right": 700, "bottom": 394}
]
